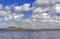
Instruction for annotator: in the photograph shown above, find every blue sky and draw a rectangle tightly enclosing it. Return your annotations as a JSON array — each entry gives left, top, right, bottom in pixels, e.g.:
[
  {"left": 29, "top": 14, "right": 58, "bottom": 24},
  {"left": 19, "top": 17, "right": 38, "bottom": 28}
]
[{"left": 0, "top": 0, "right": 35, "bottom": 6}]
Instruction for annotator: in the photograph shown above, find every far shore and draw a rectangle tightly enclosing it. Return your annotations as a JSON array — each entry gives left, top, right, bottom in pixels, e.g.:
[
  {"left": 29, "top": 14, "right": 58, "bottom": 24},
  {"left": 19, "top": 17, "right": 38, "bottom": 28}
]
[{"left": 2, "top": 27, "right": 60, "bottom": 30}]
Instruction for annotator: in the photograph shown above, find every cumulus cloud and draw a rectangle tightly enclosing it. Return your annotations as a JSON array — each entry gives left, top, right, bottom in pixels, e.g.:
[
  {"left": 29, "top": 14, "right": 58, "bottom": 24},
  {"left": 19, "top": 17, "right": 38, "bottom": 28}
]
[
  {"left": 32, "top": 0, "right": 50, "bottom": 8},
  {"left": 4, "top": 6, "right": 11, "bottom": 10},
  {"left": 3, "top": 14, "right": 24, "bottom": 21},
  {"left": 14, "top": 3, "right": 31, "bottom": 11},
  {"left": 0, "top": 4, "right": 25, "bottom": 28},
  {"left": 0, "top": 0, "right": 60, "bottom": 28},
  {"left": 20, "top": 0, "right": 60, "bottom": 28},
  {"left": 55, "top": 3, "right": 60, "bottom": 13},
  {"left": 14, "top": 6, "right": 23, "bottom": 11},
  {"left": 0, "top": 10, "right": 11, "bottom": 16},
  {"left": 0, "top": 4, "right": 3, "bottom": 9},
  {"left": 13, "top": 14, "right": 24, "bottom": 20},
  {"left": 22, "top": 3, "right": 31, "bottom": 11},
  {"left": 34, "top": 0, "right": 49, "bottom": 4},
  {"left": 33, "top": 7, "right": 43, "bottom": 13}
]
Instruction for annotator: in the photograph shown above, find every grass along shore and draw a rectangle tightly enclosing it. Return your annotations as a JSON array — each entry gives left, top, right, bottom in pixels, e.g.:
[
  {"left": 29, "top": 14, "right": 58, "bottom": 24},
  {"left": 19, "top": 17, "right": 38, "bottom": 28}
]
[{"left": 4, "top": 27, "right": 60, "bottom": 30}]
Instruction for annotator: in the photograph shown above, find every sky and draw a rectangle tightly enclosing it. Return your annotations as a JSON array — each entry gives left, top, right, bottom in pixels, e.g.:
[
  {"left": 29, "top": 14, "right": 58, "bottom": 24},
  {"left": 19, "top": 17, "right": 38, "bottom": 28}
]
[
  {"left": 0, "top": 0, "right": 35, "bottom": 18},
  {"left": 0, "top": 0, "right": 60, "bottom": 28},
  {"left": 0, "top": 0, "right": 35, "bottom": 5},
  {"left": 0, "top": 0, "right": 35, "bottom": 28}
]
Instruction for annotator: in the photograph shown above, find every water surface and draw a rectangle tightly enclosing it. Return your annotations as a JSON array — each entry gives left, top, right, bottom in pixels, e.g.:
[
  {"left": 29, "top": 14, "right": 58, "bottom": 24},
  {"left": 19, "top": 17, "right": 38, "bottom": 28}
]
[{"left": 0, "top": 30, "right": 60, "bottom": 39}]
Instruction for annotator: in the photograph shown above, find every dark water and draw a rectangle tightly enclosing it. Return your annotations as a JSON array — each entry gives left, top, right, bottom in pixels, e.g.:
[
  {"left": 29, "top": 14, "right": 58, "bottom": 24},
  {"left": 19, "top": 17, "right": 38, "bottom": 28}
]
[{"left": 0, "top": 30, "right": 60, "bottom": 39}]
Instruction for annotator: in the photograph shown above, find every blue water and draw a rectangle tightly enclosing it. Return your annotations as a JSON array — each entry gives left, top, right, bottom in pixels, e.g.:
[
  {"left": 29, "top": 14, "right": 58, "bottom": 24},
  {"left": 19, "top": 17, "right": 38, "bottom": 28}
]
[{"left": 0, "top": 30, "right": 60, "bottom": 39}]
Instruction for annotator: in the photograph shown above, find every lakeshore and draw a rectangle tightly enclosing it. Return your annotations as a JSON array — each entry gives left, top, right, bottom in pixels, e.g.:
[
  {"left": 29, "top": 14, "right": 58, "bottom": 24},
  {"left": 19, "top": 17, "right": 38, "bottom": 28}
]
[{"left": 3, "top": 27, "right": 60, "bottom": 30}]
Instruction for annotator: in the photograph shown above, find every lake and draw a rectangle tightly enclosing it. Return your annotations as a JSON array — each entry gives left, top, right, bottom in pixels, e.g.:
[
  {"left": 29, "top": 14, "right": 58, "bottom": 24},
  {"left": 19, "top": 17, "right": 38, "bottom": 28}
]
[{"left": 0, "top": 30, "right": 60, "bottom": 39}]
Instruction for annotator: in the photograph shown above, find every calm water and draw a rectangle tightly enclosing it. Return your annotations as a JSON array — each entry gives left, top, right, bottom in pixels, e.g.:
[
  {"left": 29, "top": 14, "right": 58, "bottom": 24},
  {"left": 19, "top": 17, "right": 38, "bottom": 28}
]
[{"left": 0, "top": 30, "right": 60, "bottom": 39}]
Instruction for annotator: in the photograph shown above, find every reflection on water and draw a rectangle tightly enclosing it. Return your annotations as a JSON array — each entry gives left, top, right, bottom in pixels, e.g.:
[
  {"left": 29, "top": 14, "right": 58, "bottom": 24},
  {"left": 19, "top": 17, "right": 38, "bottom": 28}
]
[{"left": 0, "top": 30, "right": 60, "bottom": 39}]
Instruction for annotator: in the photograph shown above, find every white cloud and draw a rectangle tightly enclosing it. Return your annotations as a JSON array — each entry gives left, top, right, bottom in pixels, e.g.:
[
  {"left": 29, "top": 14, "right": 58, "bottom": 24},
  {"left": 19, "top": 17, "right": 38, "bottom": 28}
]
[
  {"left": 0, "top": 0, "right": 60, "bottom": 29},
  {"left": 0, "top": 4, "right": 25, "bottom": 22},
  {"left": 4, "top": 6, "right": 11, "bottom": 10},
  {"left": 20, "top": 0, "right": 60, "bottom": 28},
  {"left": 0, "top": 18, "right": 3, "bottom": 22},
  {"left": 0, "top": 4, "right": 3, "bottom": 9},
  {"left": 23, "top": 19, "right": 31, "bottom": 22},
  {"left": 33, "top": 0, "right": 49, "bottom": 7},
  {"left": 14, "top": 3, "right": 31, "bottom": 11},
  {"left": 42, "top": 13, "right": 49, "bottom": 19},
  {"left": 13, "top": 14, "right": 24, "bottom": 19},
  {"left": 4, "top": 15, "right": 13, "bottom": 21},
  {"left": 14, "top": 6, "right": 23, "bottom": 11},
  {"left": 33, "top": 7, "right": 43, "bottom": 13},
  {"left": 13, "top": 15, "right": 19, "bottom": 19},
  {"left": 3, "top": 14, "right": 24, "bottom": 21},
  {"left": 23, "top": 3, "right": 31, "bottom": 11},
  {"left": 0, "top": 23, "right": 17, "bottom": 28},
  {"left": 36, "top": 0, "right": 49, "bottom": 4},
  {"left": 0, "top": 10, "right": 11, "bottom": 16},
  {"left": 0, "top": 4, "right": 25, "bottom": 28},
  {"left": 4, "top": 16, "right": 10, "bottom": 21},
  {"left": 55, "top": 3, "right": 60, "bottom": 13}
]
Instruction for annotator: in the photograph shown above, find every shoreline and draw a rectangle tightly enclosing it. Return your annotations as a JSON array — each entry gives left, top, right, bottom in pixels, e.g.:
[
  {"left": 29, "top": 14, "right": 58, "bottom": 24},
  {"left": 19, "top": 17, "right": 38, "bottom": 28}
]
[{"left": 3, "top": 27, "right": 60, "bottom": 31}]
